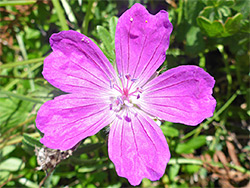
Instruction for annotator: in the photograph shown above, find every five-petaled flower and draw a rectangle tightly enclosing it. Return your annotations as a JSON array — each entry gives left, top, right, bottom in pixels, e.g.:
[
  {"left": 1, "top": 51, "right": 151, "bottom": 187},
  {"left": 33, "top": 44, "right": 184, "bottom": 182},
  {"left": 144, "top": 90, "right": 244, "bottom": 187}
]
[{"left": 36, "top": 3, "right": 216, "bottom": 186}]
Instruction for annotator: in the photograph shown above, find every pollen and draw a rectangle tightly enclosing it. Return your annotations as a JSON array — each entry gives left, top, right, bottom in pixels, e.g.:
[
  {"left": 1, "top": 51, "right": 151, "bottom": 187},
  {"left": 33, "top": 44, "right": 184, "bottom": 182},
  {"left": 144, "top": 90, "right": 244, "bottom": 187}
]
[
  {"left": 145, "top": 20, "right": 148, "bottom": 23},
  {"left": 130, "top": 17, "right": 133, "bottom": 22}
]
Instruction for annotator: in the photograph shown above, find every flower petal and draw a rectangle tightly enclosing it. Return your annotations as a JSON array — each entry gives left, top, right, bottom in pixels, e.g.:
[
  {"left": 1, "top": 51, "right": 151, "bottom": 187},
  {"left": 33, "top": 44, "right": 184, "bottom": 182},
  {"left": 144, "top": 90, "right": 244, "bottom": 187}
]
[
  {"left": 108, "top": 110, "right": 170, "bottom": 185},
  {"left": 115, "top": 3, "right": 172, "bottom": 85},
  {"left": 43, "top": 30, "right": 117, "bottom": 94},
  {"left": 140, "top": 65, "right": 216, "bottom": 125},
  {"left": 36, "top": 94, "right": 115, "bottom": 150}
]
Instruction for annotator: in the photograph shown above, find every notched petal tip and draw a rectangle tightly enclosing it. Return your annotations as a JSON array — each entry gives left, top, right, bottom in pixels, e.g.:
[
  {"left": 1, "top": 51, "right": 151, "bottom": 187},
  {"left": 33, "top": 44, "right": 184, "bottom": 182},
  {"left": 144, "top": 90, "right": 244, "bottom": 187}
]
[{"left": 115, "top": 3, "right": 173, "bottom": 86}]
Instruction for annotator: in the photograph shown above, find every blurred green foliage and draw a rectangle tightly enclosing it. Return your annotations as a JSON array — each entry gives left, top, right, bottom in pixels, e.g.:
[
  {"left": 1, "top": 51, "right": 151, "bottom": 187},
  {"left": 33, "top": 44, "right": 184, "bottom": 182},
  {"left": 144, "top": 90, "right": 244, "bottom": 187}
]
[{"left": 0, "top": 0, "right": 249, "bottom": 187}]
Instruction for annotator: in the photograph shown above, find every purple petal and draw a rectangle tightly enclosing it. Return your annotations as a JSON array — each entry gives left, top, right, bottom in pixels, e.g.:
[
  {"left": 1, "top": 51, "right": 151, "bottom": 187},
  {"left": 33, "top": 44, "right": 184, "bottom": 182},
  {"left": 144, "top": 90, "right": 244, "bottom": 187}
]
[
  {"left": 140, "top": 65, "right": 216, "bottom": 126},
  {"left": 108, "top": 110, "right": 170, "bottom": 185},
  {"left": 43, "top": 30, "right": 117, "bottom": 94},
  {"left": 115, "top": 3, "right": 172, "bottom": 86},
  {"left": 36, "top": 94, "right": 115, "bottom": 150}
]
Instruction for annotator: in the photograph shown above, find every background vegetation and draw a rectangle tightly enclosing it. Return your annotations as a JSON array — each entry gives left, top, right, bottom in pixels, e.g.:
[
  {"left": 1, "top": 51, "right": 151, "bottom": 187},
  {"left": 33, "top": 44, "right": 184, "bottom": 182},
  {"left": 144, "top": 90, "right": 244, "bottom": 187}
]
[{"left": 0, "top": 0, "right": 249, "bottom": 187}]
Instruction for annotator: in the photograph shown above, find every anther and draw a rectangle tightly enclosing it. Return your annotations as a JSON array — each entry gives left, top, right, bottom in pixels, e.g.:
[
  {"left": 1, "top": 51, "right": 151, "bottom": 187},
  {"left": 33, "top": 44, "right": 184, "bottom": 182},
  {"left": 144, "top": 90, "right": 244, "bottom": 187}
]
[
  {"left": 145, "top": 20, "right": 148, "bottom": 23},
  {"left": 125, "top": 74, "right": 131, "bottom": 80},
  {"left": 124, "top": 115, "right": 131, "bottom": 122},
  {"left": 130, "top": 17, "right": 133, "bottom": 22},
  {"left": 131, "top": 78, "right": 137, "bottom": 82}
]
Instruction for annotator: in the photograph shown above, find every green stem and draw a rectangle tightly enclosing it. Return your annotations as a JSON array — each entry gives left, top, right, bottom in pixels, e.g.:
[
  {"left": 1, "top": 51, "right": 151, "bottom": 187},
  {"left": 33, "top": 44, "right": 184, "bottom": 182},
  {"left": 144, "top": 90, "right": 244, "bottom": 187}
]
[
  {"left": 82, "top": 0, "right": 94, "bottom": 35},
  {"left": 181, "top": 91, "right": 239, "bottom": 140},
  {"left": 52, "top": 0, "right": 69, "bottom": 31},
  {"left": 0, "top": 132, "right": 40, "bottom": 149},
  {"left": 217, "top": 45, "right": 232, "bottom": 98},
  {"left": 4, "top": 62, "right": 43, "bottom": 90},
  {"left": 0, "top": 0, "right": 36, "bottom": 6},
  {"left": 16, "top": 33, "right": 35, "bottom": 91},
  {"left": 0, "top": 90, "right": 44, "bottom": 103},
  {"left": 177, "top": 0, "right": 183, "bottom": 25},
  {"left": 169, "top": 158, "right": 250, "bottom": 175},
  {"left": 0, "top": 57, "right": 45, "bottom": 69}
]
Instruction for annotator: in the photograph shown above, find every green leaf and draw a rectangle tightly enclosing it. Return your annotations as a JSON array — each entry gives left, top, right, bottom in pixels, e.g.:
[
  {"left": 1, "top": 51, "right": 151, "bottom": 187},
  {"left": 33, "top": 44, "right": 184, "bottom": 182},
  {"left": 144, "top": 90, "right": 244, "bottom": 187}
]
[
  {"left": 168, "top": 164, "right": 180, "bottom": 181},
  {"left": 0, "top": 171, "right": 10, "bottom": 185},
  {"left": 225, "top": 13, "right": 243, "bottom": 34},
  {"left": 74, "top": 143, "right": 104, "bottom": 155},
  {"left": 185, "top": 26, "right": 205, "bottom": 55},
  {"left": 19, "top": 178, "right": 39, "bottom": 188},
  {"left": 25, "top": 28, "right": 41, "bottom": 39},
  {"left": 218, "top": 6, "right": 231, "bottom": 17},
  {"left": 109, "top": 16, "right": 118, "bottom": 41},
  {"left": 22, "top": 133, "right": 43, "bottom": 154},
  {"left": 0, "top": 98, "right": 34, "bottom": 129},
  {"left": 0, "top": 157, "right": 24, "bottom": 171},
  {"left": 200, "top": 6, "right": 221, "bottom": 21},
  {"left": 161, "top": 126, "right": 179, "bottom": 137},
  {"left": 0, "top": 145, "right": 15, "bottom": 159},
  {"left": 219, "top": 0, "right": 234, "bottom": 7},
  {"left": 182, "top": 164, "right": 201, "bottom": 174},
  {"left": 23, "top": 133, "right": 43, "bottom": 148},
  {"left": 96, "top": 25, "right": 115, "bottom": 63},
  {"left": 197, "top": 16, "right": 225, "bottom": 37},
  {"left": 78, "top": 163, "right": 112, "bottom": 173},
  {"left": 175, "top": 143, "right": 194, "bottom": 154},
  {"left": 70, "top": 157, "right": 107, "bottom": 165},
  {"left": 176, "top": 136, "right": 207, "bottom": 154},
  {"left": 241, "top": 19, "right": 250, "bottom": 33}
]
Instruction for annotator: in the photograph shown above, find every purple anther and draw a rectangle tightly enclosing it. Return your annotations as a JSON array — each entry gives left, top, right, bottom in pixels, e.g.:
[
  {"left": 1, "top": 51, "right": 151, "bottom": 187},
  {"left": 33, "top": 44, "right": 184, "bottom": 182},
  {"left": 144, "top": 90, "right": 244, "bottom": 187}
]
[
  {"left": 124, "top": 115, "right": 131, "bottom": 122},
  {"left": 125, "top": 74, "right": 131, "bottom": 80},
  {"left": 131, "top": 78, "right": 137, "bottom": 82}
]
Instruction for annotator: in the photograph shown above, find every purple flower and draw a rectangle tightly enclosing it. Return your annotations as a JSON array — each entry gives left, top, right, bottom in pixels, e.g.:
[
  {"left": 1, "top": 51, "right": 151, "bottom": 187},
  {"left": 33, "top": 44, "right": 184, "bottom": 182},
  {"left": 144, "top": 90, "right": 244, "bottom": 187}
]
[{"left": 36, "top": 3, "right": 216, "bottom": 186}]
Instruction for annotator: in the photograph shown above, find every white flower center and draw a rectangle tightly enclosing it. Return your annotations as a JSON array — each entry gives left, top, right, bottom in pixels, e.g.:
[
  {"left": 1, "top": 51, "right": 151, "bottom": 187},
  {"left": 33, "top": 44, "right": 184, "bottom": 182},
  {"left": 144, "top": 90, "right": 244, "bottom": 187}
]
[{"left": 109, "top": 74, "right": 142, "bottom": 121}]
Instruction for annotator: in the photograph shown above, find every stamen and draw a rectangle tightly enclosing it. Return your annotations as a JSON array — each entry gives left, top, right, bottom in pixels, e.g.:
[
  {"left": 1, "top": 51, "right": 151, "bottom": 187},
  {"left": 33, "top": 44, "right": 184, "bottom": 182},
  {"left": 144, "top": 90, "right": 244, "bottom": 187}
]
[
  {"left": 113, "top": 84, "right": 123, "bottom": 93},
  {"left": 125, "top": 74, "right": 131, "bottom": 80},
  {"left": 124, "top": 115, "right": 131, "bottom": 122},
  {"left": 137, "top": 94, "right": 140, "bottom": 99},
  {"left": 131, "top": 78, "right": 137, "bottom": 82},
  {"left": 117, "top": 96, "right": 123, "bottom": 104}
]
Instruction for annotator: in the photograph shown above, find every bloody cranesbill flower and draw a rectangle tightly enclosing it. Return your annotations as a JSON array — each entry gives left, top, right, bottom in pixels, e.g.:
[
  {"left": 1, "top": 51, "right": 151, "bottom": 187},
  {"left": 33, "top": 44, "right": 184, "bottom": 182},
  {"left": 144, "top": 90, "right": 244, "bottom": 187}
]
[{"left": 36, "top": 3, "right": 216, "bottom": 186}]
